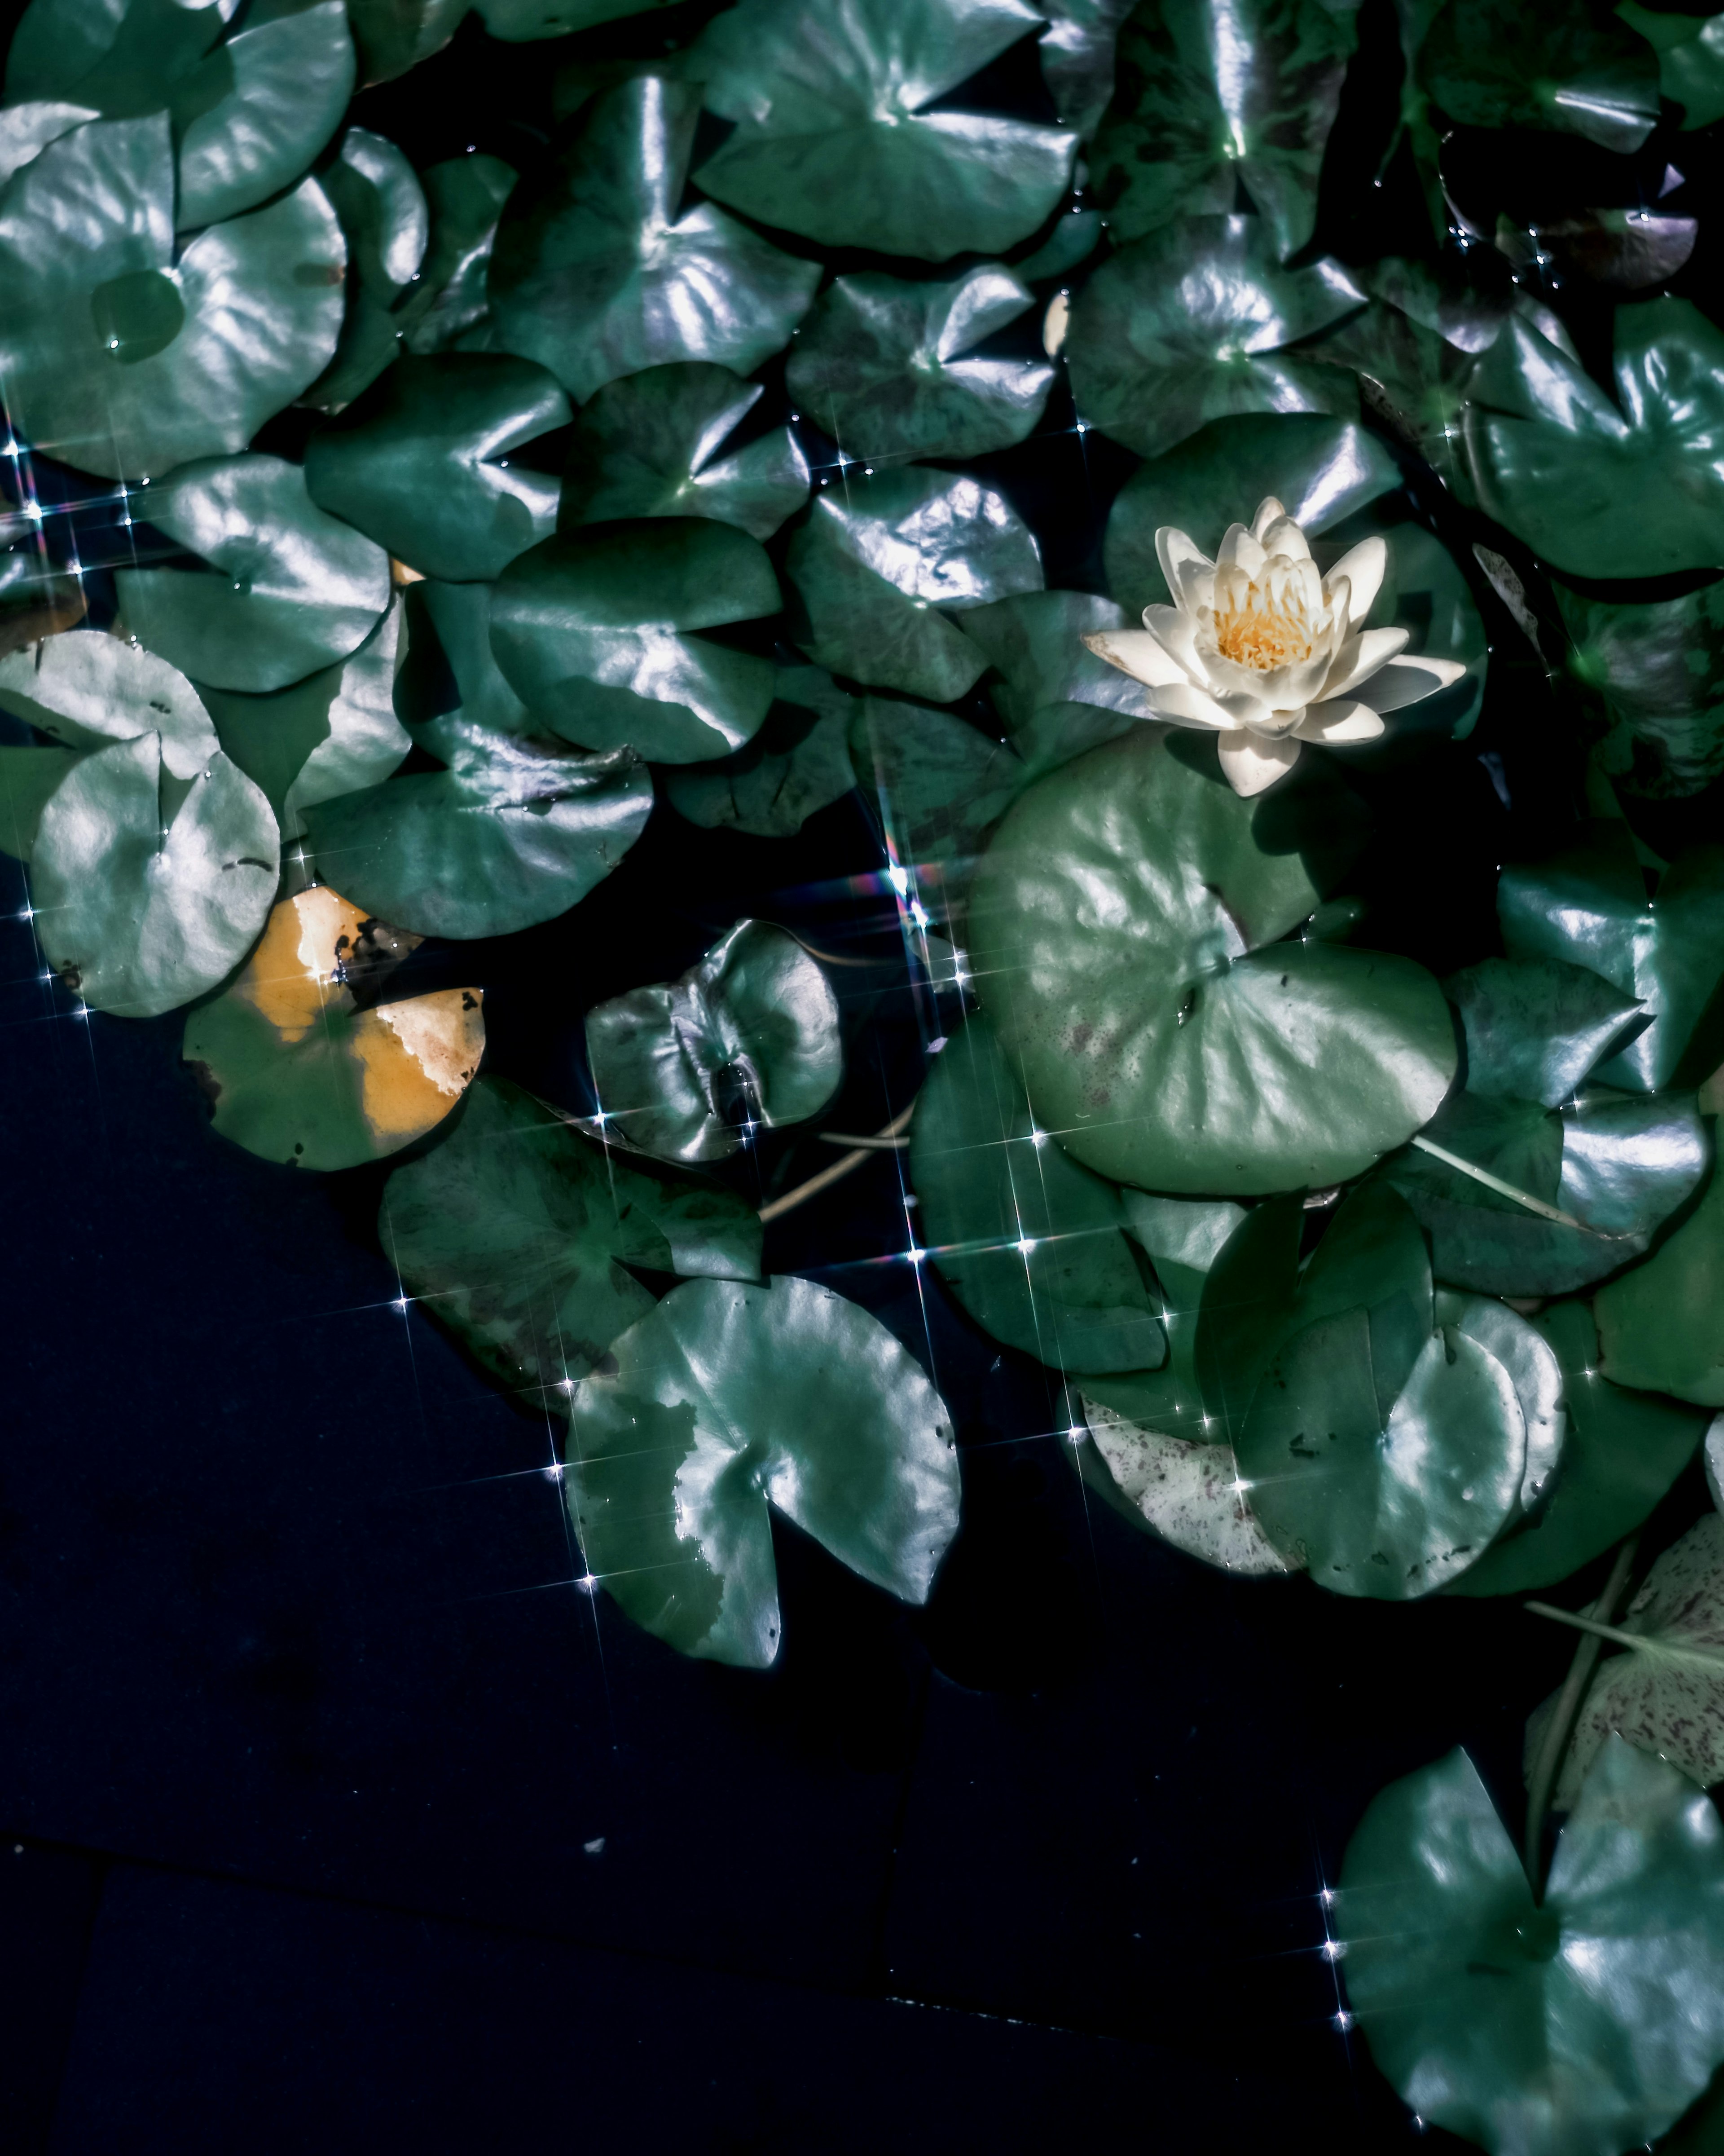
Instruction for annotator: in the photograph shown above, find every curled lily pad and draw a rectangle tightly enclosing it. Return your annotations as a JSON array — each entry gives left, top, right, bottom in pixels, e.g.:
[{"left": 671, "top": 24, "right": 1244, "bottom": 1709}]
[
  {"left": 398, "top": 154, "right": 516, "bottom": 356},
  {"left": 566, "top": 1273, "right": 960, "bottom": 1667},
  {"left": 969, "top": 726, "right": 1456, "bottom": 1195},
  {"left": 305, "top": 354, "right": 568, "bottom": 583},
  {"left": 0, "top": 628, "right": 217, "bottom": 779},
  {"left": 787, "top": 466, "right": 1043, "bottom": 702},
  {"left": 561, "top": 362, "right": 808, "bottom": 541},
  {"left": 690, "top": 0, "right": 1076, "bottom": 262},
  {"left": 0, "top": 115, "right": 344, "bottom": 482},
  {"left": 303, "top": 126, "right": 429, "bottom": 412},
  {"left": 1499, "top": 821, "right": 1724, "bottom": 1093},
  {"left": 383, "top": 1074, "right": 762, "bottom": 1402},
  {"left": 0, "top": 744, "right": 84, "bottom": 862},
  {"left": 197, "top": 599, "right": 410, "bottom": 839},
  {"left": 1065, "top": 216, "right": 1364, "bottom": 462},
  {"left": 1081, "top": 1390, "right": 1294, "bottom": 1574},
  {"left": 1437, "top": 1289, "right": 1568, "bottom": 1524},
  {"left": 184, "top": 885, "right": 483, "bottom": 1171},
  {"left": 1558, "top": 576, "right": 1724, "bottom": 802},
  {"left": 1445, "top": 955, "right": 1645, "bottom": 1107},
  {"left": 585, "top": 919, "right": 842, "bottom": 1164},
  {"left": 1103, "top": 414, "right": 1399, "bottom": 610},
  {"left": 1449, "top": 1302, "right": 1706, "bottom": 1599},
  {"left": 910, "top": 1011, "right": 1166, "bottom": 1373},
  {"left": 491, "top": 520, "right": 781, "bottom": 764},
  {"left": 784, "top": 265, "right": 1055, "bottom": 468},
  {"left": 1089, "top": 0, "right": 1360, "bottom": 264},
  {"left": 1596, "top": 1160, "right": 1724, "bottom": 1407},
  {"left": 1619, "top": 0, "right": 1724, "bottom": 129},
  {"left": 1341, "top": 1740, "right": 1724, "bottom": 2155},
  {"left": 117, "top": 454, "right": 391, "bottom": 693},
  {"left": 31, "top": 731, "right": 278, "bottom": 1017},
  {"left": 848, "top": 695, "right": 1026, "bottom": 889},
  {"left": 1464, "top": 300, "right": 1724, "bottom": 581},
  {"left": 173, "top": 1, "right": 354, "bottom": 232},
  {"left": 1420, "top": 0, "right": 1661, "bottom": 150},
  {"left": 301, "top": 715, "right": 653, "bottom": 940},
  {"left": 491, "top": 75, "right": 819, "bottom": 405},
  {"left": 662, "top": 664, "right": 857, "bottom": 838}
]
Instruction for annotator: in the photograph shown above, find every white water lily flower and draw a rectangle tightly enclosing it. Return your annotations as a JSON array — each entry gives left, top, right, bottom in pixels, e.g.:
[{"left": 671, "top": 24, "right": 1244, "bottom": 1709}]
[{"left": 1083, "top": 497, "right": 1469, "bottom": 797}]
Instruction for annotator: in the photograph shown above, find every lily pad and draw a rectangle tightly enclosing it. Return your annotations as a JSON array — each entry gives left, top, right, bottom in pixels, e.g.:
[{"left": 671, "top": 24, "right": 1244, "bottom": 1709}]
[
  {"left": 0, "top": 628, "right": 217, "bottom": 778},
  {"left": 0, "top": 99, "right": 99, "bottom": 187},
  {"left": 475, "top": 0, "right": 680, "bottom": 36},
  {"left": 1103, "top": 413, "right": 1399, "bottom": 610},
  {"left": 300, "top": 715, "right": 653, "bottom": 940},
  {"left": 1498, "top": 821, "right": 1724, "bottom": 1093},
  {"left": 910, "top": 1010, "right": 1166, "bottom": 1372},
  {"left": 382, "top": 1074, "right": 762, "bottom": 1401},
  {"left": 1339, "top": 1740, "right": 1724, "bottom": 2155},
  {"left": 1089, "top": 0, "right": 1361, "bottom": 264},
  {"left": 1464, "top": 300, "right": 1724, "bottom": 581},
  {"left": 968, "top": 725, "right": 1456, "bottom": 1195},
  {"left": 787, "top": 465, "right": 1042, "bottom": 703},
  {"left": 847, "top": 696, "right": 1027, "bottom": 890},
  {"left": 561, "top": 362, "right": 809, "bottom": 542},
  {"left": 1419, "top": 0, "right": 1661, "bottom": 150},
  {"left": 31, "top": 731, "right": 278, "bottom": 1017},
  {"left": 1596, "top": 1159, "right": 1724, "bottom": 1407},
  {"left": 1619, "top": 0, "right": 1724, "bottom": 130},
  {"left": 490, "top": 75, "right": 819, "bottom": 405},
  {"left": 400, "top": 578, "right": 535, "bottom": 737},
  {"left": 785, "top": 265, "right": 1054, "bottom": 468},
  {"left": 690, "top": 0, "right": 1076, "bottom": 262},
  {"left": 173, "top": 1, "right": 354, "bottom": 232},
  {"left": 345, "top": 0, "right": 469, "bottom": 84},
  {"left": 398, "top": 154, "right": 517, "bottom": 356},
  {"left": 1558, "top": 575, "right": 1724, "bottom": 802},
  {"left": 566, "top": 1273, "right": 960, "bottom": 1667},
  {"left": 1065, "top": 216, "right": 1363, "bottom": 463},
  {"left": 662, "top": 665, "right": 858, "bottom": 838},
  {"left": 184, "top": 885, "right": 483, "bottom": 1171},
  {"left": 490, "top": 519, "right": 781, "bottom": 764},
  {"left": 0, "top": 744, "right": 84, "bottom": 862},
  {"left": 1437, "top": 1289, "right": 1568, "bottom": 1524},
  {"left": 302, "top": 126, "right": 429, "bottom": 413},
  {"left": 1448, "top": 1301, "right": 1706, "bottom": 1598},
  {"left": 0, "top": 115, "right": 344, "bottom": 482},
  {"left": 305, "top": 354, "right": 568, "bottom": 583},
  {"left": 584, "top": 919, "right": 842, "bottom": 1164},
  {"left": 1034, "top": 0, "right": 1134, "bottom": 136},
  {"left": 1081, "top": 1391, "right": 1297, "bottom": 1574},
  {"left": 1445, "top": 955, "right": 1646, "bottom": 1108}
]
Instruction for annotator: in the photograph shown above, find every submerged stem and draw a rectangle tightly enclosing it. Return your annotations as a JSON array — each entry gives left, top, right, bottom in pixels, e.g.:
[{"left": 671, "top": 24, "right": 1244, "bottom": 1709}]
[{"left": 758, "top": 1101, "right": 917, "bottom": 1223}]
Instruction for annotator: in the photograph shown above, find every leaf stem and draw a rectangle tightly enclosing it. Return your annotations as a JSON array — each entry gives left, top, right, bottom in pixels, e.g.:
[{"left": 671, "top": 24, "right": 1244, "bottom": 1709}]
[
  {"left": 817, "top": 1131, "right": 909, "bottom": 1150},
  {"left": 1524, "top": 1600, "right": 1724, "bottom": 1676},
  {"left": 1409, "top": 1134, "right": 1611, "bottom": 1234},
  {"left": 1522, "top": 1534, "right": 1640, "bottom": 1901},
  {"left": 758, "top": 1102, "right": 917, "bottom": 1223}
]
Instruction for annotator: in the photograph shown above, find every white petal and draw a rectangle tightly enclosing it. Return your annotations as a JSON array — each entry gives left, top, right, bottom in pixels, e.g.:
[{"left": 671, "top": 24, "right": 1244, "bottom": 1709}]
[
  {"left": 1082, "top": 628, "right": 1186, "bottom": 689},
  {"left": 1143, "top": 680, "right": 1236, "bottom": 731},
  {"left": 1321, "top": 625, "right": 1411, "bottom": 700},
  {"left": 1139, "top": 601, "right": 1205, "bottom": 675},
  {"left": 1217, "top": 523, "right": 1267, "bottom": 578},
  {"left": 1156, "top": 526, "right": 1213, "bottom": 605},
  {"left": 1167, "top": 556, "right": 1216, "bottom": 617},
  {"left": 1323, "top": 536, "right": 1387, "bottom": 623},
  {"left": 1352, "top": 653, "right": 1470, "bottom": 714},
  {"left": 1257, "top": 514, "right": 1313, "bottom": 564},
  {"left": 1218, "top": 729, "right": 1302, "bottom": 796},
  {"left": 1250, "top": 497, "right": 1288, "bottom": 541},
  {"left": 1294, "top": 700, "right": 1387, "bottom": 745}
]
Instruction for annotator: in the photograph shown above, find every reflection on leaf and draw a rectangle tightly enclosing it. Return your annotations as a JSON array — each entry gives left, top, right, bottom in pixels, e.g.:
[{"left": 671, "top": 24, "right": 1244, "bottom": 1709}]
[
  {"left": 1420, "top": 0, "right": 1661, "bottom": 150},
  {"left": 1558, "top": 576, "right": 1724, "bottom": 802}
]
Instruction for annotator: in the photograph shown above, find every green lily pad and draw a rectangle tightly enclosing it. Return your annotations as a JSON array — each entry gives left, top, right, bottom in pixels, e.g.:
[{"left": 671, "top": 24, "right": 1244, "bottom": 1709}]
[
  {"left": 961, "top": 591, "right": 1151, "bottom": 735},
  {"left": 1013, "top": 205, "right": 1103, "bottom": 281},
  {"left": 1420, "top": 0, "right": 1661, "bottom": 150},
  {"left": 184, "top": 884, "right": 484, "bottom": 1171},
  {"left": 1596, "top": 1158, "right": 1724, "bottom": 1407},
  {"left": 0, "top": 115, "right": 344, "bottom": 482},
  {"left": 197, "top": 599, "right": 410, "bottom": 839},
  {"left": 30, "top": 730, "right": 278, "bottom": 1017},
  {"left": 490, "top": 519, "right": 781, "bottom": 764},
  {"left": 344, "top": 0, "right": 469, "bottom": 84},
  {"left": 302, "top": 126, "right": 430, "bottom": 413},
  {"left": 1066, "top": 215, "right": 1363, "bottom": 462},
  {"left": 0, "top": 627, "right": 217, "bottom": 778},
  {"left": 398, "top": 154, "right": 517, "bottom": 356},
  {"left": 584, "top": 919, "right": 842, "bottom": 1163},
  {"left": 1102, "top": 413, "right": 1399, "bottom": 610},
  {"left": 689, "top": 0, "right": 1076, "bottom": 262},
  {"left": 1445, "top": 955, "right": 1646, "bottom": 1107},
  {"left": 382, "top": 1074, "right": 762, "bottom": 1402},
  {"left": 1034, "top": 0, "right": 1133, "bottom": 136},
  {"left": 847, "top": 696, "right": 1026, "bottom": 890},
  {"left": 0, "top": 99, "right": 99, "bottom": 187},
  {"left": 300, "top": 714, "right": 653, "bottom": 939},
  {"left": 1089, "top": 0, "right": 1360, "bottom": 265},
  {"left": 475, "top": 0, "right": 679, "bottom": 36},
  {"left": 400, "top": 578, "right": 536, "bottom": 737},
  {"left": 566, "top": 1273, "right": 960, "bottom": 1667},
  {"left": 117, "top": 454, "right": 391, "bottom": 693},
  {"left": 1448, "top": 1301, "right": 1706, "bottom": 1598},
  {"left": 910, "top": 1011, "right": 1166, "bottom": 1373},
  {"left": 1619, "top": 0, "right": 1724, "bottom": 129},
  {"left": 1557, "top": 575, "right": 1724, "bottom": 802},
  {"left": 0, "top": 744, "right": 84, "bottom": 862},
  {"left": 787, "top": 465, "right": 1043, "bottom": 702},
  {"left": 1341, "top": 1739, "right": 1724, "bottom": 2152},
  {"left": 490, "top": 75, "right": 819, "bottom": 405},
  {"left": 969, "top": 725, "right": 1456, "bottom": 1195},
  {"left": 173, "top": 1, "right": 354, "bottom": 232},
  {"left": 1464, "top": 300, "right": 1724, "bottom": 581},
  {"left": 662, "top": 665, "right": 858, "bottom": 838},
  {"left": 784, "top": 265, "right": 1055, "bottom": 468},
  {"left": 5, "top": 0, "right": 223, "bottom": 107},
  {"left": 561, "top": 362, "right": 808, "bottom": 542},
  {"left": 1437, "top": 1288, "right": 1569, "bottom": 1524},
  {"left": 305, "top": 354, "right": 568, "bottom": 583},
  {"left": 1499, "top": 821, "right": 1724, "bottom": 1093}
]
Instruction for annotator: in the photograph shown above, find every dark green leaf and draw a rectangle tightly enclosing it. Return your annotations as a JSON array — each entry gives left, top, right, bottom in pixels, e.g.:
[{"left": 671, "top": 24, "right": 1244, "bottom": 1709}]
[
  {"left": 300, "top": 126, "right": 429, "bottom": 413},
  {"left": 490, "top": 75, "right": 819, "bottom": 403},
  {"left": 1034, "top": 0, "right": 1133, "bottom": 137},
  {"left": 1436, "top": 1288, "right": 1568, "bottom": 1524},
  {"left": 560, "top": 362, "right": 808, "bottom": 541},
  {"left": 1420, "top": 0, "right": 1660, "bottom": 150},
  {"left": 490, "top": 519, "right": 781, "bottom": 763},
  {"left": 1619, "top": 0, "right": 1724, "bottom": 130},
  {"left": 173, "top": 1, "right": 354, "bottom": 232},
  {"left": 397, "top": 153, "right": 516, "bottom": 356},
  {"left": 6, "top": 0, "right": 223, "bottom": 108},
  {"left": 1446, "top": 955, "right": 1645, "bottom": 1108},
  {"left": 1013, "top": 206, "right": 1103, "bottom": 282},
  {"left": 690, "top": 0, "right": 1076, "bottom": 261},
  {"left": 345, "top": 0, "right": 469, "bottom": 84},
  {"left": 117, "top": 453, "right": 391, "bottom": 693},
  {"left": 0, "top": 626, "right": 217, "bottom": 777},
  {"left": 1596, "top": 1158, "right": 1724, "bottom": 1407},
  {"left": 662, "top": 664, "right": 857, "bottom": 838},
  {"left": 1558, "top": 574, "right": 1724, "bottom": 802},
  {"left": 566, "top": 1273, "right": 960, "bottom": 1666},
  {"left": 1090, "top": 0, "right": 1360, "bottom": 264},
  {"left": 0, "top": 100, "right": 99, "bottom": 188},
  {"left": 1339, "top": 1741, "right": 1724, "bottom": 2150},
  {"left": 584, "top": 918, "right": 842, "bottom": 1163},
  {"left": 300, "top": 715, "right": 652, "bottom": 939},
  {"left": 848, "top": 695, "right": 1026, "bottom": 886},
  {"left": 1191, "top": 1189, "right": 1304, "bottom": 1444},
  {"left": 383, "top": 1074, "right": 762, "bottom": 1402},
  {"left": 401, "top": 578, "right": 536, "bottom": 736},
  {"left": 0, "top": 744, "right": 84, "bottom": 862},
  {"left": 960, "top": 590, "right": 1152, "bottom": 734},
  {"left": 475, "top": 0, "right": 681, "bottom": 36}
]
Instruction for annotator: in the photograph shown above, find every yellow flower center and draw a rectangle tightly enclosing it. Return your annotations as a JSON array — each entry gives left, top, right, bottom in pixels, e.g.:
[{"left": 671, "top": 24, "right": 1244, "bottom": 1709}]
[{"left": 1214, "top": 580, "right": 1315, "bottom": 671}]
